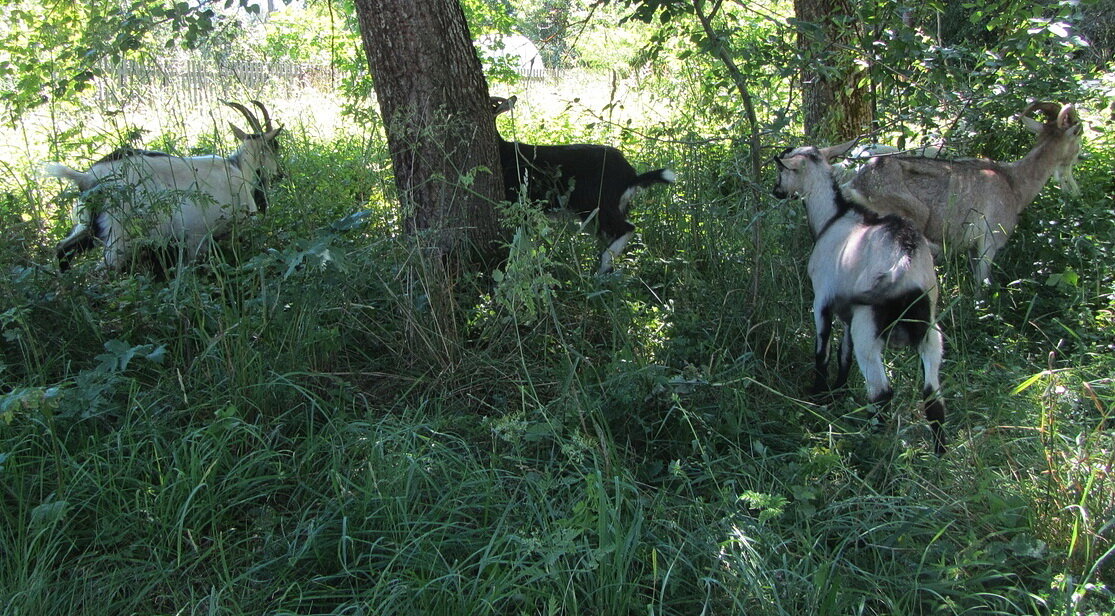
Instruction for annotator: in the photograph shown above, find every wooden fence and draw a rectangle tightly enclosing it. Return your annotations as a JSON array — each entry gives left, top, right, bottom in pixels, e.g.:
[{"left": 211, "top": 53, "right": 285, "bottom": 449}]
[
  {"left": 95, "top": 59, "right": 336, "bottom": 107},
  {"left": 94, "top": 59, "right": 564, "bottom": 108}
]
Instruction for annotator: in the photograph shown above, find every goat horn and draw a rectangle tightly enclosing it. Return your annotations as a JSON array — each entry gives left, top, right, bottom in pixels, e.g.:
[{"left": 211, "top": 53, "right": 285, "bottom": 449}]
[
  {"left": 223, "top": 101, "right": 263, "bottom": 134},
  {"left": 251, "top": 100, "right": 273, "bottom": 132},
  {"left": 1021, "top": 101, "right": 1062, "bottom": 123}
]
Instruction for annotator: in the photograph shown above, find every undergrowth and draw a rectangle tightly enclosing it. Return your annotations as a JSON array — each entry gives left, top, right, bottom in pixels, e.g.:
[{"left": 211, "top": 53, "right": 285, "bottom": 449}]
[{"left": 1, "top": 95, "right": 1112, "bottom": 616}]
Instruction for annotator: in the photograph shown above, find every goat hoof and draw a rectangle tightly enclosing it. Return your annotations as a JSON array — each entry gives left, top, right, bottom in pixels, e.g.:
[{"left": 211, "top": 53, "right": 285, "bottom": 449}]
[
  {"left": 932, "top": 433, "right": 948, "bottom": 456},
  {"left": 807, "top": 384, "right": 832, "bottom": 401}
]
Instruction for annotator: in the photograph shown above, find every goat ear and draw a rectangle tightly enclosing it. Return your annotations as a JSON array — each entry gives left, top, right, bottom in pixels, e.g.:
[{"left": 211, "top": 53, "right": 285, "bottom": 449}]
[
  {"left": 776, "top": 154, "right": 802, "bottom": 171},
  {"left": 819, "top": 138, "right": 858, "bottom": 162},
  {"left": 1058, "top": 104, "right": 1080, "bottom": 129},
  {"left": 229, "top": 123, "right": 249, "bottom": 141},
  {"left": 773, "top": 149, "right": 795, "bottom": 169}
]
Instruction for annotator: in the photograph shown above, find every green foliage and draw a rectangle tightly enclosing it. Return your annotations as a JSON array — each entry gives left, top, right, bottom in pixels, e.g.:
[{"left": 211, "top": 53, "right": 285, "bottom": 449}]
[
  {"left": 488, "top": 196, "right": 561, "bottom": 324},
  {"left": 1, "top": 1, "right": 1114, "bottom": 614},
  {"left": 858, "top": 0, "right": 1095, "bottom": 148},
  {"left": 461, "top": 0, "right": 518, "bottom": 35},
  {"left": 260, "top": 2, "right": 355, "bottom": 65},
  {"left": 0, "top": 0, "right": 305, "bottom": 119},
  {"left": 619, "top": 0, "right": 1099, "bottom": 151},
  {"left": 3, "top": 1, "right": 196, "bottom": 117}
]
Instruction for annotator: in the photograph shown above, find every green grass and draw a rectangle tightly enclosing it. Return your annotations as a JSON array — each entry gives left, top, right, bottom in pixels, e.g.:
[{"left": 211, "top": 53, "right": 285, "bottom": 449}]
[{"left": 1, "top": 86, "right": 1113, "bottom": 615}]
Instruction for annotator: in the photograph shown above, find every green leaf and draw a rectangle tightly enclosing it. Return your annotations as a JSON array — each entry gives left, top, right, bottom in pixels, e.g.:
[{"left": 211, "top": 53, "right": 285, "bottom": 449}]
[
  {"left": 31, "top": 500, "right": 70, "bottom": 528},
  {"left": 1012, "top": 371, "right": 1050, "bottom": 395}
]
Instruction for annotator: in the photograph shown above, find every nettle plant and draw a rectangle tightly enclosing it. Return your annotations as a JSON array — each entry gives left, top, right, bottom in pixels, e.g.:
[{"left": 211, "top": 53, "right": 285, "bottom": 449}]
[
  {"left": 1, "top": 339, "right": 165, "bottom": 424},
  {"left": 490, "top": 196, "right": 561, "bottom": 325}
]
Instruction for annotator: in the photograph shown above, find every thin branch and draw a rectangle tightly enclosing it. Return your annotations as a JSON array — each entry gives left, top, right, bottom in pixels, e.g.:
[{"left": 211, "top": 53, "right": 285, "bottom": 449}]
[{"left": 691, "top": 0, "right": 762, "bottom": 180}]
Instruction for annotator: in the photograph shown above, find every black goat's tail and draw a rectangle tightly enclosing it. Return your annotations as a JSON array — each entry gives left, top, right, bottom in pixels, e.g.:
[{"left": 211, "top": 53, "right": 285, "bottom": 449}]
[{"left": 631, "top": 168, "right": 676, "bottom": 188}]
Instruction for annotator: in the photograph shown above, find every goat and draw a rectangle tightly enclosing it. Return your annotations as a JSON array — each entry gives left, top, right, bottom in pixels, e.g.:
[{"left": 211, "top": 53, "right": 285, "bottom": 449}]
[
  {"left": 845, "top": 102, "right": 1083, "bottom": 285},
  {"left": 491, "top": 96, "right": 675, "bottom": 274},
  {"left": 832, "top": 143, "right": 944, "bottom": 184},
  {"left": 47, "top": 101, "right": 283, "bottom": 273},
  {"left": 773, "top": 142, "right": 947, "bottom": 454}
]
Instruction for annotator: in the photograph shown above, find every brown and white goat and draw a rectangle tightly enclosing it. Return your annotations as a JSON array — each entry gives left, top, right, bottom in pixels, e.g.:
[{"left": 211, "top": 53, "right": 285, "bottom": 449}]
[
  {"left": 845, "top": 102, "right": 1084, "bottom": 285},
  {"left": 491, "top": 96, "right": 675, "bottom": 274},
  {"left": 47, "top": 101, "right": 282, "bottom": 273}
]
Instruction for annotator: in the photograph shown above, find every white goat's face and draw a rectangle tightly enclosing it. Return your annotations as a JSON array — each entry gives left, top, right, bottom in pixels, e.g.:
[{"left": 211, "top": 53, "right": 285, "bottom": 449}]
[
  {"left": 772, "top": 147, "right": 814, "bottom": 199},
  {"left": 225, "top": 101, "right": 283, "bottom": 179},
  {"left": 257, "top": 129, "right": 284, "bottom": 182},
  {"left": 773, "top": 140, "right": 856, "bottom": 199}
]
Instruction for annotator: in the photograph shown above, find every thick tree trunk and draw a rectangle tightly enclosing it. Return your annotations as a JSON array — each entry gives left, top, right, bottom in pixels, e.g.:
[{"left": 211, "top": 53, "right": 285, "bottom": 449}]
[
  {"left": 353, "top": 0, "right": 504, "bottom": 268},
  {"left": 793, "top": 0, "right": 873, "bottom": 142}
]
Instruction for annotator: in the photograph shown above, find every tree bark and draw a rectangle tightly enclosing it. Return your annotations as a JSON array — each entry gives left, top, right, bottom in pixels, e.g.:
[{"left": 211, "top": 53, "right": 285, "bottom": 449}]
[
  {"left": 353, "top": 0, "right": 504, "bottom": 269},
  {"left": 793, "top": 0, "right": 872, "bottom": 142}
]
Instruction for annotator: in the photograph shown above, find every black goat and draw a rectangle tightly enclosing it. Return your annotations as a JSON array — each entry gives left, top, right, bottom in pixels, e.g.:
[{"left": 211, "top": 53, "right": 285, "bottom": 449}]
[{"left": 491, "top": 96, "right": 675, "bottom": 273}]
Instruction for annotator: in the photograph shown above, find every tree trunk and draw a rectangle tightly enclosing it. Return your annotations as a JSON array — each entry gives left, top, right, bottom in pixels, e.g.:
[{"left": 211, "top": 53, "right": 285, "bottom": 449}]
[
  {"left": 793, "top": 0, "right": 872, "bottom": 142},
  {"left": 353, "top": 0, "right": 504, "bottom": 269}
]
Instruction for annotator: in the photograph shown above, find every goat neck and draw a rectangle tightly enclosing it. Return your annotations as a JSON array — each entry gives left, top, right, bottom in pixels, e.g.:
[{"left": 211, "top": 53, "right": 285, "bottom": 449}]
[
  {"left": 801, "top": 174, "right": 850, "bottom": 239},
  {"left": 775, "top": 147, "right": 848, "bottom": 239},
  {"left": 1006, "top": 129, "right": 1080, "bottom": 205}
]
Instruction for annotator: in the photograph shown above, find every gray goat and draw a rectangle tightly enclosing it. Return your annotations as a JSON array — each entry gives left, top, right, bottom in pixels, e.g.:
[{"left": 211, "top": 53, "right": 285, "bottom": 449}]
[{"left": 844, "top": 102, "right": 1083, "bottom": 285}]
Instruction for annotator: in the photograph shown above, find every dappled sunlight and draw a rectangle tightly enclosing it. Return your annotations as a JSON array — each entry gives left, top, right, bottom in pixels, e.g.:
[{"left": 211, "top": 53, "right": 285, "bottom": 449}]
[{"left": 2, "top": 0, "right": 1114, "bottom": 613}]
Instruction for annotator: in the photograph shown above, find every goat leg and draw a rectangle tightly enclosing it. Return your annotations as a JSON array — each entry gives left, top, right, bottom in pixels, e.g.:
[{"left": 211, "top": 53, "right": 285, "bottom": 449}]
[{"left": 810, "top": 304, "right": 834, "bottom": 396}]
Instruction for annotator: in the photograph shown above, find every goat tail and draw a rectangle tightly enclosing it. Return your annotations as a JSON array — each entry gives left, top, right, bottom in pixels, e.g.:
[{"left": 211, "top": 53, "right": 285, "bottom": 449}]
[
  {"left": 43, "top": 163, "right": 95, "bottom": 191},
  {"left": 852, "top": 255, "right": 916, "bottom": 304},
  {"left": 632, "top": 168, "right": 676, "bottom": 188}
]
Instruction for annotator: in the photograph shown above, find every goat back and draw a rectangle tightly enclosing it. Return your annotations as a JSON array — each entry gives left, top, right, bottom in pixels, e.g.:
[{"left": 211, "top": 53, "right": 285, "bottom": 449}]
[{"left": 809, "top": 215, "right": 936, "bottom": 306}]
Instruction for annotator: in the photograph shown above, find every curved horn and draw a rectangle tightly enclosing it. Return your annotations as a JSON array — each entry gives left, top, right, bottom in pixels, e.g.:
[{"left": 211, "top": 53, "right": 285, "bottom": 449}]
[
  {"left": 1020, "top": 101, "right": 1062, "bottom": 123},
  {"left": 251, "top": 100, "right": 273, "bottom": 132},
  {"left": 223, "top": 100, "right": 263, "bottom": 134}
]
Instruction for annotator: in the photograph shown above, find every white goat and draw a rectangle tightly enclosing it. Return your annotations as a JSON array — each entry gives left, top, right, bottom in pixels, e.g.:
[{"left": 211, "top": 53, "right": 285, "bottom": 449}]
[
  {"left": 47, "top": 101, "right": 283, "bottom": 273},
  {"left": 774, "top": 142, "right": 947, "bottom": 454},
  {"left": 491, "top": 96, "right": 675, "bottom": 274},
  {"left": 845, "top": 102, "right": 1083, "bottom": 285}
]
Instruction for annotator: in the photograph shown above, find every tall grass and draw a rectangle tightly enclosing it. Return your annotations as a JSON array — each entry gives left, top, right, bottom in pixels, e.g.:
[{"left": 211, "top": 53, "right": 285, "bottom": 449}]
[{"left": 1, "top": 74, "right": 1113, "bottom": 615}]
